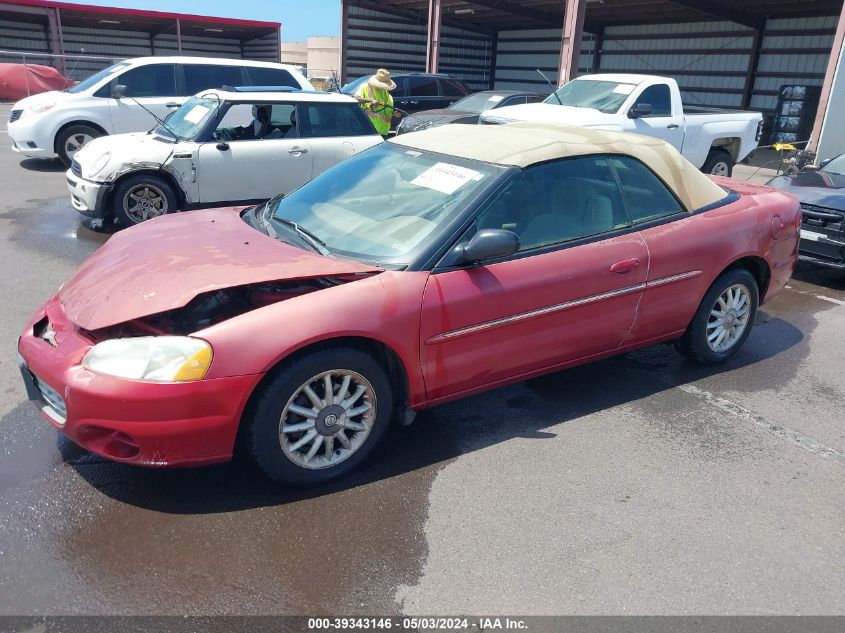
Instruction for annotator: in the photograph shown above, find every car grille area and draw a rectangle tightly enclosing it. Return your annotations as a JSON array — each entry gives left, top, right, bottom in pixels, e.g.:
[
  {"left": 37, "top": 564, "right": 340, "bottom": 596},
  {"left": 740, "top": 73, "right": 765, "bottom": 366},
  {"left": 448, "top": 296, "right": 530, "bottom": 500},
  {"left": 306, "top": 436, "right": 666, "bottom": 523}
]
[
  {"left": 9, "top": 109, "right": 22, "bottom": 123},
  {"left": 801, "top": 203, "right": 844, "bottom": 232},
  {"left": 33, "top": 374, "right": 67, "bottom": 424},
  {"left": 71, "top": 160, "right": 82, "bottom": 178}
]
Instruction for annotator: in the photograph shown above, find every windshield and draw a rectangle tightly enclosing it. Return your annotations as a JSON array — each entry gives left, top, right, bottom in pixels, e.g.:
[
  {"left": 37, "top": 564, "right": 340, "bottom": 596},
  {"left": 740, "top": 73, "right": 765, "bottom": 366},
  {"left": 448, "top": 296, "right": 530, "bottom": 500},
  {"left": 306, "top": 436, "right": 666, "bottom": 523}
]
[
  {"left": 268, "top": 143, "right": 505, "bottom": 266},
  {"left": 341, "top": 76, "right": 369, "bottom": 95},
  {"left": 820, "top": 154, "right": 845, "bottom": 176},
  {"left": 544, "top": 79, "right": 636, "bottom": 114},
  {"left": 156, "top": 96, "right": 219, "bottom": 140},
  {"left": 450, "top": 92, "right": 510, "bottom": 113},
  {"left": 67, "top": 62, "right": 130, "bottom": 94}
]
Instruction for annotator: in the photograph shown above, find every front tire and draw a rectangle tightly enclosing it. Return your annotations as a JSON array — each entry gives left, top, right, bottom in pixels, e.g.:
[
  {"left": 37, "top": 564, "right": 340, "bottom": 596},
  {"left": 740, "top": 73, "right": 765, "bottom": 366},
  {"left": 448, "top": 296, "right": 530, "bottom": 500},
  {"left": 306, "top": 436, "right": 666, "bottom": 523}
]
[
  {"left": 247, "top": 347, "right": 394, "bottom": 486},
  {"left": 56, "top": 124, "right": 102, "bottom": 167},
  {"left": 702, "top": 148, "right": 734, "bottom": 177},
  {"left": 112, "top": 174, "right": 178, "bottom": 227},
  {"left": 677, "top": 268, "right": 759, "bottom": 364}
]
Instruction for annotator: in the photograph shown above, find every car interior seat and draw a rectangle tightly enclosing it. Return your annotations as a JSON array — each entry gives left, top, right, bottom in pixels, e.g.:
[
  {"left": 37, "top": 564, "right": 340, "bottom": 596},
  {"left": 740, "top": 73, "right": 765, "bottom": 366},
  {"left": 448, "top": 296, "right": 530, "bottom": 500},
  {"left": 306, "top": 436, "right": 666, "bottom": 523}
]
[{"left": 520, "top": 177, "right": 614, "bottom": 248}]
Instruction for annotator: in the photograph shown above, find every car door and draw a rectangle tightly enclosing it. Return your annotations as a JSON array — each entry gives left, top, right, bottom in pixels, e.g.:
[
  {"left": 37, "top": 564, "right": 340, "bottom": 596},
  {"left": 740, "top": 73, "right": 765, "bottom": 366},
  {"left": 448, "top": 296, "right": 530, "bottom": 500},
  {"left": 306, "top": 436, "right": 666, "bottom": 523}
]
[
  {"left": 628, "top": 84, "right": 684, "bottom": 151},
  {"left": 196, "top": 101, "right": 313, "bottom": 204},
  {"left": 419, "top": 156, "right": 649, "bottom": 401},
  {"left": 107, "top": 63, "right": 183, "bottom": 133},
  {"left": 606, "top": 155, "right": 710, "bottom": 343},
  {"left": 296, "top": 101, "right": 383, "bottom": 176},
  {"left": 404, "top": 76, "right": 441, "bottom": 113}
]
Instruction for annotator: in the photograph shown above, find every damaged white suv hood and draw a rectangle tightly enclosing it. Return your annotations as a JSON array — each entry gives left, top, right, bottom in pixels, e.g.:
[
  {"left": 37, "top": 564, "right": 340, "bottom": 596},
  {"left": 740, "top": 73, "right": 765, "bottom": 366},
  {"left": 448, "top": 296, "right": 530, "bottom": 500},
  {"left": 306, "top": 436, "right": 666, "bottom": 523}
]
[{"left": 72, "top": 131, "right": 183, "bottom": 183}]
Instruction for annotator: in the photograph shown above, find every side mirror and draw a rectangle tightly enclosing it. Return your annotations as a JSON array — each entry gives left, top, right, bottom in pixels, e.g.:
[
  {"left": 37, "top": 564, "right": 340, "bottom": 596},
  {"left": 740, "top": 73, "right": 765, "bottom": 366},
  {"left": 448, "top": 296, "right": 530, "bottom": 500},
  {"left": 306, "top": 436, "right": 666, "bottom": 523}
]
[
  {"left": 458, "top": 229, "right": 520, "bottom": 263},
  {"left": 113, "top": 84, "right": 128, "bottom": 99},
  {"left": 628, "top": 103, "right": 652, "bottom": 119},
  {"left": 216, "top": 142, "right": 230, "bottom": 151}
]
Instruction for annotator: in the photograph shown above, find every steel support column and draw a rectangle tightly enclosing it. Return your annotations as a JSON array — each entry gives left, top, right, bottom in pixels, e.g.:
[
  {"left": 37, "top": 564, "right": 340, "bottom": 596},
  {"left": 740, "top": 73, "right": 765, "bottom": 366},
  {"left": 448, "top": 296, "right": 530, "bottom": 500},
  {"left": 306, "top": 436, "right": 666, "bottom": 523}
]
[
  {"left": 426, "top": 0, "right": 442, "bottom": 74},
  {"left": 741, "top": 27, "right": 762, "bottom": 111},
  {"left": 810, "top": 0, "right": 845, "bottom": 153},
  {"left": 558, "top": 0, "right": 587, "bottom": 85},
  {"left": 176, "top": 17, "right": 182, "bottom": 54},
  {"left": 47, "top": 7, "right": 65, "bottom": 73},
  {"left": 340, "top": 0, "right": 349, "bottom": 84},
  {"left": 591, "top": 26, "right": 604, "bottom": 73}
]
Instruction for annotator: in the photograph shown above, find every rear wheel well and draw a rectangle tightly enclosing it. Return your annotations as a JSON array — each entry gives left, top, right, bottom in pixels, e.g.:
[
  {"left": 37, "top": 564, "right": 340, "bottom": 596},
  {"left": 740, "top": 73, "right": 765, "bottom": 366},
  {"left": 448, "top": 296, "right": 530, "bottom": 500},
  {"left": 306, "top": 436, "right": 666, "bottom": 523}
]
[
  {"left": 710, "top": 137, "right": 740, "bottom": 163},
  {"left": 234, "top": 337, "right": 411, "bottom": 454},
  {"left": 54, "top": 120, "right": 108, "bottom": 154},
  {"left": 724, "top": 256, "right": 770, "bottom": 298}
]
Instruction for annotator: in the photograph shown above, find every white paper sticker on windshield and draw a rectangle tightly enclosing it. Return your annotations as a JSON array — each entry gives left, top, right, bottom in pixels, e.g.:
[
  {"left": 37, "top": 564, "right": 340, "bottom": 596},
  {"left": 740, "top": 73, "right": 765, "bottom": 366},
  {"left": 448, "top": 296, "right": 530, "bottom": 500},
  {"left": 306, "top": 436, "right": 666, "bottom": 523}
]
[
  {"left": 488, "top": 95, "right": 504, "bottom": 103},
  {"left": 613, "top": 83, "right": 636, "bottom": 95},
  {"left": 412, "top": 162, "right": 483, "bottom": 195},
  {"left": 184, "top": 104, "right": 210, "bottom": 124}
]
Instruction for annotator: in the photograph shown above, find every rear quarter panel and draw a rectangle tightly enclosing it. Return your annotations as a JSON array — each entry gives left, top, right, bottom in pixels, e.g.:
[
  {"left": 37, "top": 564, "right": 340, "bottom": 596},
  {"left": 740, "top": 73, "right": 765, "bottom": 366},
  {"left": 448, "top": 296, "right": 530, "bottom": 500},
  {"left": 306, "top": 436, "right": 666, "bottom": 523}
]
[
  {"left": 628, "top": 179, "right": 798, "bottom": 343},
  {"left": 681, "top": 114, "right": 763, "bottom": 168}
]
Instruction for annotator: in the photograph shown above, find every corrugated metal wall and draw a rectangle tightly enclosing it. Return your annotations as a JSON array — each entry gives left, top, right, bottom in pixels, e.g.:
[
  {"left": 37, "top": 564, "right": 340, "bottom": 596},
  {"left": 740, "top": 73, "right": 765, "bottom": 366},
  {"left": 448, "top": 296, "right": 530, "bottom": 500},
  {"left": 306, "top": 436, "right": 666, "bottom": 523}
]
[
  {"left": 242, "top": 31, "right": 280, "bottom": 63},
  {"left": 345, "top": 4, "right": 426, "bottom": 79},
  {"left": 494, "top": 28, "right": 595, "bottom": 91},
  {"left": 598, "top": 21, "right": 753, "bottom": 108},
  {"left": 751, "top": 15, "right": 838, "bottom": 112},
  {"left": 490, "top": 15, "right": 838, "bottom": 121},
  {"left": 344, "top": 3, "right": 493, "bottom": 91},
  {"left": 0, "top": 15, "right": 48, "bottom": 62}
]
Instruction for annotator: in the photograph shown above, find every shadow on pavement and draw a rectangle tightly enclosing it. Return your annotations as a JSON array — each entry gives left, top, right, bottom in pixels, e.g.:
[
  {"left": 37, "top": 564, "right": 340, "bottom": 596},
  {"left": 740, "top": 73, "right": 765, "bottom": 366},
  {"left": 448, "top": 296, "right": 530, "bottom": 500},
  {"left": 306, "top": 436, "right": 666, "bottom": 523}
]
[
  {"left": 19, "top": 158, "right": 66, "bottom": 172},
  {"left": 63, "top": 313, "right": 806, "bottom": 515}
]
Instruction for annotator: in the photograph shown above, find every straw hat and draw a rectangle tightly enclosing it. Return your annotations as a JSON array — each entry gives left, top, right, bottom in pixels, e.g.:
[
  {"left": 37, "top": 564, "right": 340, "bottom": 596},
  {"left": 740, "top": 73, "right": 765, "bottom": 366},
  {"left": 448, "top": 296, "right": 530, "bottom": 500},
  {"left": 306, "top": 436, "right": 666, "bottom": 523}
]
[{"left": 369, "top": 68, "right": 397, "bottom": 92}]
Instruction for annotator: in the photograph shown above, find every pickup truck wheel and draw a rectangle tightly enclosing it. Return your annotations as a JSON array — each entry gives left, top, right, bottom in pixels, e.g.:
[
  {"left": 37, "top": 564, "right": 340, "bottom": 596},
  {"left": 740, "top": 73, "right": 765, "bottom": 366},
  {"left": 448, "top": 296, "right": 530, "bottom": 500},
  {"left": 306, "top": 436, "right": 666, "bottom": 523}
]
[
  {"left": 677, "top": 268, "right": 758, "bottom": 364},
  {"left": 247, "top": 347, "right": 393, "bottom": 486},
  {"left": 702, "top": 149, "right": 733, "bottom": 177},
  {"left": 56, "top": 124, "right": 102, "bottom": 167},
  {"left": 112, "top": 175, "right": 178, "bottom": 227}
]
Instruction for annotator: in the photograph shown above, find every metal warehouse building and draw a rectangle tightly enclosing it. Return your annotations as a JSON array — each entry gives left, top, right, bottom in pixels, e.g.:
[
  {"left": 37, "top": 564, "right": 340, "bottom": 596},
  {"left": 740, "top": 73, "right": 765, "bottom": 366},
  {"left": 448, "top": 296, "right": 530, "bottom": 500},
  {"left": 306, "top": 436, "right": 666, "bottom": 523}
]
[
  {"left": 340, "top": 0, "right": 845, "bottom": 155},
  {"left": 0, "top": 0, "right": 281, "bottom": 78}
]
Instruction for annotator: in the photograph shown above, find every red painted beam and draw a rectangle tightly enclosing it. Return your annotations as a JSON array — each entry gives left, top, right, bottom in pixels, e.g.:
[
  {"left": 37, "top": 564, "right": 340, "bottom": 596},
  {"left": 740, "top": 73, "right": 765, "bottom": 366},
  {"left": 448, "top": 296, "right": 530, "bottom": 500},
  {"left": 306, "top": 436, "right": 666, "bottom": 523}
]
[
  {"left": 426, "top": 0, "right": 441, "bottom": 74},
  {"left": 558, "top": 0, "right": 587, "bottom": 86}
]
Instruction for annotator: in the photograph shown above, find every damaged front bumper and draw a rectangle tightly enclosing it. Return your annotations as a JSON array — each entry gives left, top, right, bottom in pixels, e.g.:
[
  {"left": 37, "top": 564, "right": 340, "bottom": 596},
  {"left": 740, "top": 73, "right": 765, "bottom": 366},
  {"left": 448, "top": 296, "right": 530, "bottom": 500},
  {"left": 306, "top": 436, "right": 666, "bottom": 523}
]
[
  {"left": 17, "top": 296, "right": 262, "bottom": 467},
  {"left": 66, "top": 169, "right": 112, "bottom": 218}
]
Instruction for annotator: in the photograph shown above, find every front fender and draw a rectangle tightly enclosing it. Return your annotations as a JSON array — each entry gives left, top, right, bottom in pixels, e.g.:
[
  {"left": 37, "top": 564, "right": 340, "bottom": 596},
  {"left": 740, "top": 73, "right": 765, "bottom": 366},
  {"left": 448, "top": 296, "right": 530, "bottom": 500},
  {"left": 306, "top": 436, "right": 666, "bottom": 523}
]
[{"left": 196, "top": 270, "right": 431, "bottom": 407}]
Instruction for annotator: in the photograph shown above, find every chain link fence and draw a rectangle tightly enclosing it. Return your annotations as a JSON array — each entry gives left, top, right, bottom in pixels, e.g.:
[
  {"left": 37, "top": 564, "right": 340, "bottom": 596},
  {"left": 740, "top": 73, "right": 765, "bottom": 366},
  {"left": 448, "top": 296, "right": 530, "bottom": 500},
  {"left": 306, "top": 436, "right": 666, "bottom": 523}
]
[{"left": 1, "top": 50, "right": 125, "bottom": 100}]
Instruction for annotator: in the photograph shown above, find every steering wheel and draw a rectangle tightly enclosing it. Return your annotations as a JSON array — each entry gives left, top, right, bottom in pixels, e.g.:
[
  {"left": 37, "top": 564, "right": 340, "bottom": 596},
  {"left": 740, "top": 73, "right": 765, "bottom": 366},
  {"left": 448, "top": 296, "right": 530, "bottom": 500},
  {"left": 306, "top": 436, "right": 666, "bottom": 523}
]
[{"left": 214, "top": 128, "right": 235, "bottom": 142}]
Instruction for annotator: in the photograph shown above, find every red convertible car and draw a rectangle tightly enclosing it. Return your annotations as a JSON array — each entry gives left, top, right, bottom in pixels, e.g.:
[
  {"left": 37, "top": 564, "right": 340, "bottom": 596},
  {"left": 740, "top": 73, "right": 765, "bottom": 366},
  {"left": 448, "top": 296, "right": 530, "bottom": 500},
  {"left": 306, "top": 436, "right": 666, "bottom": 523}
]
[{"left": 18, "top": 123, "right": 800, "bottom": 485}]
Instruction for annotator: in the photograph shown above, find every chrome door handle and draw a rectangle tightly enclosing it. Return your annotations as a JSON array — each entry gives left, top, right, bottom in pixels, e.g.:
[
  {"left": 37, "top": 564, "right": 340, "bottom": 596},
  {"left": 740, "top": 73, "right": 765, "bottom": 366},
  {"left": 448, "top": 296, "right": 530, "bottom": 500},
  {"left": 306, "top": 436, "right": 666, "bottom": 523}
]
[
  {"left": 165, "top": 102, "right": 181, "bottom": 109},
  {"left": 667, "top": 124, "right": 680, "bottom": 129},
  {"left": 288, "top": 147, "right": 308, "bottom": 154}
]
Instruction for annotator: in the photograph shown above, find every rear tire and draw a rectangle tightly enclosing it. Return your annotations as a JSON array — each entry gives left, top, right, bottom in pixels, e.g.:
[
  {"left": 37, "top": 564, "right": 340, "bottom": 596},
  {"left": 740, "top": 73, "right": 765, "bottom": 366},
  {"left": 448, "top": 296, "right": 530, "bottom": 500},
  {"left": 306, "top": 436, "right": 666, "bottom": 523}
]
[
  {"left": 677, "top": 268, "right": 758, "bottom": 364},
  {"left": 702, "top": 148, "right": 733, "bottom": 177},
  {"left": 246, "top": 347, "right": 394, "bottom": 486},
  {"left": 112, "top": 174, "right": 178, "bottom": 227},
  {"left": 56, "top": 124, "right": 102, "bottom": 167}
]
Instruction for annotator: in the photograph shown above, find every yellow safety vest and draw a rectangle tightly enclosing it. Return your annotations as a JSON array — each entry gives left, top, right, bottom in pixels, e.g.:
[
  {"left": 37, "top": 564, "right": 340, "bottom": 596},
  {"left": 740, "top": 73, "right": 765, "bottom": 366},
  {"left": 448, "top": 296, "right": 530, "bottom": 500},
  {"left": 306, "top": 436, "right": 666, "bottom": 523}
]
[{"left": 356, "top": 83, "right": 394, "bottom": 135}]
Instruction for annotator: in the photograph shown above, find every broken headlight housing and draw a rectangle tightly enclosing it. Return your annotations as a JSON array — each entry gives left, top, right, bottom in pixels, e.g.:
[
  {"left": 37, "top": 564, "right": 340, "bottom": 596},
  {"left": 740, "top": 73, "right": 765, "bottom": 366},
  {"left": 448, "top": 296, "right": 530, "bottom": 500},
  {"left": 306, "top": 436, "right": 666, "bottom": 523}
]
[{"left": 82, "top": 336, "right": 213, "bottom": 382}]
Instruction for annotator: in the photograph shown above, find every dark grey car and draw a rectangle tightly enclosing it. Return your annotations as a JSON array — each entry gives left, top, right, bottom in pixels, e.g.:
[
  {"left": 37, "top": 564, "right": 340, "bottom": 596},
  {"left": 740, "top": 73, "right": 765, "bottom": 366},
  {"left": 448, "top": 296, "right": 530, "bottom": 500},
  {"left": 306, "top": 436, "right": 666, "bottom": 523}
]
[{"left": 396, "top": 90, "right": 544, "bottom": 135}]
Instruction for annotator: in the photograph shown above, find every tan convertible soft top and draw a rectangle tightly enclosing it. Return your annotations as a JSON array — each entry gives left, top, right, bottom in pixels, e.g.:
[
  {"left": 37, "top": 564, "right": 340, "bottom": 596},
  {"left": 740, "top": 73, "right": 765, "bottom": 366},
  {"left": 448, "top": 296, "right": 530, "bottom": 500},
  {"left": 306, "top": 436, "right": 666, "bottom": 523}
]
[{"left": 390, "top": 122, "right": 728, "bottom": 210}]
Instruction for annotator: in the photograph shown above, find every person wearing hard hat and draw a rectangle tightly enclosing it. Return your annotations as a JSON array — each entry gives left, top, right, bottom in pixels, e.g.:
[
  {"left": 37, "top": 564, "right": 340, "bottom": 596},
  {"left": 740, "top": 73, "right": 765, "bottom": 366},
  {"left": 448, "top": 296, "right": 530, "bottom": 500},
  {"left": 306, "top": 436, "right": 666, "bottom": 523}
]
[{"left": 354, "top": 68, "right": 399, "bottom": 137}]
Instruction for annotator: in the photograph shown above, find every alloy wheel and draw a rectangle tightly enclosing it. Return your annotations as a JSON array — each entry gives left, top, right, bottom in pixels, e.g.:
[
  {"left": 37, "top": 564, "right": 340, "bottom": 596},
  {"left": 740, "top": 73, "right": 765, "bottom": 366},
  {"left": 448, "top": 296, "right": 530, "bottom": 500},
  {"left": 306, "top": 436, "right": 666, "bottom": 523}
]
[
  {"left": 278, "top": 369, "right": 377, "bottom": 470},
  {"left": 706, "top": 283, "right": 751, "bottom": 353},
  {"left": 122, "top": 184, "right": 169, "bottom": 223}
]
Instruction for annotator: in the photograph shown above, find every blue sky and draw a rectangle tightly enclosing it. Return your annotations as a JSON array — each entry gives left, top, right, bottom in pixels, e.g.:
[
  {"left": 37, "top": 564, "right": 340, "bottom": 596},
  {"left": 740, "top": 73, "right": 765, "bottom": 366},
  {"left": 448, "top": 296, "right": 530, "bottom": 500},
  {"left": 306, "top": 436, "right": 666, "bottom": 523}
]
[{"left": 61, "top": 0, "right": 341, "bottom": 41}]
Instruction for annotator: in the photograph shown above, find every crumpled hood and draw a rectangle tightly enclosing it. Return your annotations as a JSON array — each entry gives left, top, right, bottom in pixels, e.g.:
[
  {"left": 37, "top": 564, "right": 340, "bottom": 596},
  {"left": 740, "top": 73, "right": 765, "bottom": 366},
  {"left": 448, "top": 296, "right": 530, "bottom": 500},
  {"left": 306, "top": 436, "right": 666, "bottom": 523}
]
[
  {"left": 59, "top": 207, "right": 382, "bottom": 330},
  {"left": 74, "top": 132, "right": 175, "bottom": 179},
  {"left": 481, "top": 102, "right": 614, "bottom": 127},
  {"left": 401, "top": 109, "right": 478, "bottom": 132},
  {"left": 767, "top": 171, "right": 845, "bottom": 211}
]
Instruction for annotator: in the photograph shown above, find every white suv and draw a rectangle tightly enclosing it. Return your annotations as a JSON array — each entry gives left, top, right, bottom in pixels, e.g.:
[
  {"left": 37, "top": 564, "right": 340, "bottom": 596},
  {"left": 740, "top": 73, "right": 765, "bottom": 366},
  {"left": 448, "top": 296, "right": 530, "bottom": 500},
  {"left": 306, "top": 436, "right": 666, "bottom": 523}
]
[
  {"left": 7, "top": 56, "right": 312, "bottom": 166},
  {"left": 66, "top": 88, "right": 383, "bottom": 226}
]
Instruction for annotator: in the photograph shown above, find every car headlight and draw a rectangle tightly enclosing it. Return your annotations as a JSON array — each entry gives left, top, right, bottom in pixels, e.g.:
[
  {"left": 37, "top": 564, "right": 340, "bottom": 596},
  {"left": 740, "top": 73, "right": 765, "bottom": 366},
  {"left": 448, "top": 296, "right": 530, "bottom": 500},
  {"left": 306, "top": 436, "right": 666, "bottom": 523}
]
[
  {"left": 82, "top": 336, "right": 213, "bottom": 382},
  {"left": 85, "top": 151, "right": 112, "bottom": 179},
  {"left": 20, "top": 102, "right": 56, "bottom": 119}
]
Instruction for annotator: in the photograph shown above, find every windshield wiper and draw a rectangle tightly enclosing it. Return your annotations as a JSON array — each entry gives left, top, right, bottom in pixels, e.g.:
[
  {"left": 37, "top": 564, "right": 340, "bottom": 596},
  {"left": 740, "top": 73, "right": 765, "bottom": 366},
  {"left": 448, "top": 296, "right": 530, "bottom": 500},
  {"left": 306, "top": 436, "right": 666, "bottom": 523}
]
[
  {"left": 274, "top": 217, "right": 331, "bottom": 256},
  {"left": 261, "top": 198, "right": 330, "bottom": 255}
]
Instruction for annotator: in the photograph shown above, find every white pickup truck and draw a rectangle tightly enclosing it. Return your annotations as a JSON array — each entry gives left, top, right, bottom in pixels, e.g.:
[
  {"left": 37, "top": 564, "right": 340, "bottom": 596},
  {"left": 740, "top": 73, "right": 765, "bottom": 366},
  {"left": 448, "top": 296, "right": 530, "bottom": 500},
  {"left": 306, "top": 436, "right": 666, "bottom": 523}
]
[{"left": 480, "top": 73, "right": 763, "bottom": 176}]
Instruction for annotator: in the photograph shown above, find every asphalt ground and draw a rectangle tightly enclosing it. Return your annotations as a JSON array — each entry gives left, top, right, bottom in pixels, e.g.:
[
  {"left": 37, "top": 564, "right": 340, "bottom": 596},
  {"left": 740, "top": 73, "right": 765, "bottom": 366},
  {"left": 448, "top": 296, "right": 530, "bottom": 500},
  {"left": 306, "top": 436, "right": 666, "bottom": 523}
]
[{"left": 0, "top": 103, "right": 843, "bottom": 616}]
